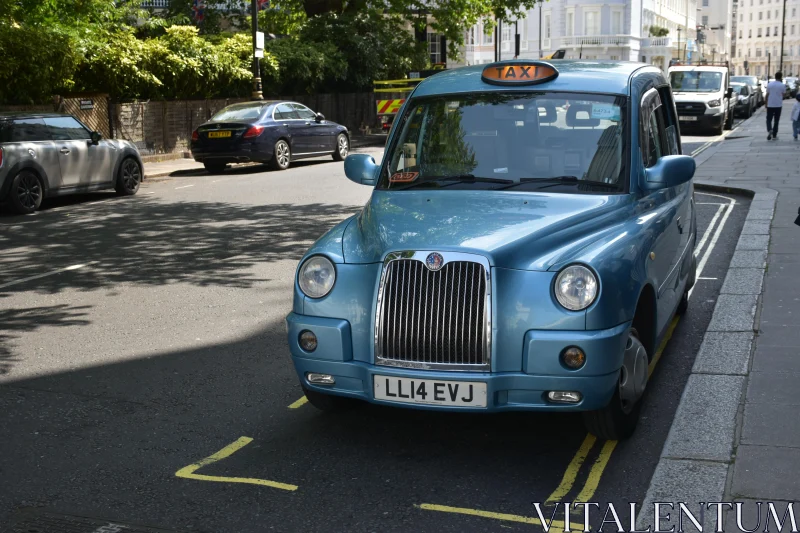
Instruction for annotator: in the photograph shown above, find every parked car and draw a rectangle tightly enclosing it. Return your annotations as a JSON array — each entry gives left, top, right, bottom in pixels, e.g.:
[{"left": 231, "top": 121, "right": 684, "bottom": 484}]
[
  {"left": 286, "top": 60, "right": 697, "bottom": 440},
  {"left": 731, "top": 81, "right": 756, "bottom": 117},
  {"left": 784, "top": 77, "right": 798, "bottom": 98},
  {"left": 731, "top": 75, "right": 765, "bottom": 107},
  {"left": 669, "top": 65, "right": 734, "bottom": 135},
  {"left": 0, "top": 113, "right": 143, "bottom": 214},
  {"left": 190, "top": 101, "right": 350, "bottom": 173}
]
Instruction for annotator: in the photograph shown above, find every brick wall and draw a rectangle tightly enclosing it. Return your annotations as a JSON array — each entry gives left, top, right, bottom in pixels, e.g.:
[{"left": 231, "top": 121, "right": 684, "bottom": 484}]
[{"left": 112, "top": 93, "right": 377, "bottom": 155}]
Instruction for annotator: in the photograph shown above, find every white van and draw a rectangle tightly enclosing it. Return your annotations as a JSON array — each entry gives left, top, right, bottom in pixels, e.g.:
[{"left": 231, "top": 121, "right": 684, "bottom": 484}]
[{"left": 667, "top": 64, "right": 735, "bottom": 135}]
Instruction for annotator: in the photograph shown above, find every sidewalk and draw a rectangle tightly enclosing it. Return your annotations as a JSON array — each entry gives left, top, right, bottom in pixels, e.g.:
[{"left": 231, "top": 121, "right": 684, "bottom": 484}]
[
  {"left": 142, "top": 133, "right": 387, "bottom": 179},
  {"left": 638, "top": 101, "right": 799, "bottom": 530}
]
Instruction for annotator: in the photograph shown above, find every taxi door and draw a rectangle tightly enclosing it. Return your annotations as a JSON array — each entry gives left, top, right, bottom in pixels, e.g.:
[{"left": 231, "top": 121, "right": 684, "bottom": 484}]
[{"left": 640, "top": 88, "right": 683, "bottom": 334}]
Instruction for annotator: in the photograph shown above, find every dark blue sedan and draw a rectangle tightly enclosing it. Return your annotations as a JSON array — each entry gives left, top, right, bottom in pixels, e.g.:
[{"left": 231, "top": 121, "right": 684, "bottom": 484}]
[{"left": 190, "top": 101, "right": 350, "bottom": 172}]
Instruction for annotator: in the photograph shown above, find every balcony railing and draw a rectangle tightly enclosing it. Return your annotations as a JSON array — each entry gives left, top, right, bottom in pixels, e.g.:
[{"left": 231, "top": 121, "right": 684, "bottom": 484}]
[
  {"left": 642, "top": 37, "right": 674, "bottom": 48},
  {"left": 557, "top": 35, "right": 637, "bottom": 48}
]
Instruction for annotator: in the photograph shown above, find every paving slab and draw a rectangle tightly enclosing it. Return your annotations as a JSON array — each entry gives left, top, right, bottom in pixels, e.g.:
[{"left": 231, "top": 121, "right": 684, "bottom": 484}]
[
  {"left": 637, "top": 459, "right": 728, "bottom": 533},
  {"left": 745, "top": 371, "right": 800, "bottom": 405},
  {"left": 721, "top": 500, "right": 800, "bottom": 533},
  {"left": 741, "top": 220, "right": 772, "bottom": 235},
  {"left": 721, "top": 268, "right": 765, "bottom": 295},
  {"left": 742, "top": 402, "right": 800, "bottom": 448},
  {"left": 661, "top": 374, "right": 744, "bottom": 461},
  {"left": 729, "top": 250, "right": 768, "bottom": 268},
  {"left": 706, "top": 293, "right": 759, "bottom": 332},
  {"left": 692, "top": 332, "right": 753, "bottom": 375},
  {"left": 735, "top": 234, "right": 770, "bottom": 251},
  {"left": 731, "top": 445, "right": 800, "bottom": 500},
  {"left": 751, "top": 344, "right": 800, "bottom": 372},
  {"left": 745, "top": 208, "right": 776, "bottom": 221}
]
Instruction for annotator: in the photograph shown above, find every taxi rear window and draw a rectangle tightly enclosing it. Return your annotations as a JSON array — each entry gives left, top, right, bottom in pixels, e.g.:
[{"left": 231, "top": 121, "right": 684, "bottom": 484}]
[{"left": 379, "top": 92, "right": 627, "bottom": 194}]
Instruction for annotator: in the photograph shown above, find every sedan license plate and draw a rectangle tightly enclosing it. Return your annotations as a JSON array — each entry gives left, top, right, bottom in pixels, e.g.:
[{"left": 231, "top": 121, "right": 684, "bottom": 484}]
[
  {"left": 374, "top": 375, "right": 487, "bottom": 408},
  {"left": 679, "top": 116, "right": 698, "bottom": 121},
  {"left": 207, "top": 131, "right": 232, "bottom": 138}
]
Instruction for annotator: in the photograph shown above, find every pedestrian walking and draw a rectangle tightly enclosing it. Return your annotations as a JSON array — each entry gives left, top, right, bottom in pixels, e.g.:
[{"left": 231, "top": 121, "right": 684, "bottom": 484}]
[
  {"left": 766, "top": 71, "right": 787, "bottom": 140},
  {"left": 792, "top": 94, "right": 800, "bottom": 140}
]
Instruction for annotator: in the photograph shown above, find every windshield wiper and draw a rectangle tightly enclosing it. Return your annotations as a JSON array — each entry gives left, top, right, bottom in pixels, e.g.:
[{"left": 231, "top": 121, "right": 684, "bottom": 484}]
[
  {"left": 391, "top": 174, "right": 513, "bottom": 190},
  {"left": 498, "top": 176, "right": 620, "bottom": 191}
]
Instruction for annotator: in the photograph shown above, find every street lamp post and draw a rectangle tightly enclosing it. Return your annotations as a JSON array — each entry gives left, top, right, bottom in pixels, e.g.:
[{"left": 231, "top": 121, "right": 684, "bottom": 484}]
[
  {"left": 677, "top": 27, "right": 682, "bottom": 62},
  {"left": 538, "top": 4, "right": 543, "bottom": 58},
  {"left": 780, "top": 0, "right": 787, "bottom": 73},
  {"left": 251, "top": 0, "right": 263, "bottom": 100}
]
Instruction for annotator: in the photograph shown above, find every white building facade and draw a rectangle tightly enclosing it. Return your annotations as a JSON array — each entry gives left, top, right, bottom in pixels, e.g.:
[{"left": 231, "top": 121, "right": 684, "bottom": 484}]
[
  {"left": 731, "top": 0, "right": 800, "bottom": 77},
  {"left": 697, "top": 0, "right": 734, "bottom": 64},
  {"left": 460, "top": 0, "right": 699, "bottom": 72}
]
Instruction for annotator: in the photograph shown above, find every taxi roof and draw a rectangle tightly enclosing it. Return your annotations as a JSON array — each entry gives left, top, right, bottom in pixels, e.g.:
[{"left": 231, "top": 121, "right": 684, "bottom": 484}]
[{"left": 412, "top": 60, "right": 654, "bottom": 98}]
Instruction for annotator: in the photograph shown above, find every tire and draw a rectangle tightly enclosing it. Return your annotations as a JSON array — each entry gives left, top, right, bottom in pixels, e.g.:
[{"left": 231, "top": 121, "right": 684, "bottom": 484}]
[
  {"left": 582, "top": 332, "right": 648, "bottom": 440},
  {"left": 332, "top": 133, "right": 349, "bottom": 161},
  {"left": 677, "top": 254, "right": 697, "bottom": 315},
  {"left": 115, "top": 157, "right": 142, "bottom": 196},
  {"left": 203, "top": 162, "right": 227, "bottom": 174},
  {"left": 713, "top": 115, "right": 724, "bottom": 135},
  {"left": 270, "top": 139, "right": 291, "bottom": 170},
  {"left": 9, "top": 170, "right": 43, "bottom": 214},
  {"left": 302, "top": 386, "right": 357, "bottom": 412}
]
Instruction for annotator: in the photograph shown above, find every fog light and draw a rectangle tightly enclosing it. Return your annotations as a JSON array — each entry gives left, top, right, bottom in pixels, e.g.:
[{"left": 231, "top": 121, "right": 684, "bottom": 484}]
[
  {"left": 307, "top": 372, "right": 335, "bottom": 385},
  {"left": 299, "top": 330, "right": 318, "bottom": 352},
  {"left": 547, "top": 391, "right": 583, "bottom": 404},
  {"left": 561, "top": 346, "right": 586, "bottom": 369}
]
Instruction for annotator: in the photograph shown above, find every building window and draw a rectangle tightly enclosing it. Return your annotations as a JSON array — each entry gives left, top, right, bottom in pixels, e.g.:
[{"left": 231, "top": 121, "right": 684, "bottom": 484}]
[
  {"left": 749, "top": 29, "right": 752, "bottom": 37},
  {"left": 566, "top": 12, "right": 574, "bottom": 36},
  {"left": 584, "top": 10, "right": 600, "bottom": 35},
  {"left": 610, "top": 55, "right": 620, "bottom": 60},
  {"left": 612, "top": 11, "right": 622, "bottom": 34},
  {"left": 739, "top": 30, "right": 743, "bottom": 38},
  {"left": 501, "top": 24, "right": 512, "bottom": 52},
  {"left": 767, "top": 10, "right": 771, "bottom": 18},
  {"left": 427, "top": 33, "right": 441, "bottom": 64},
  {"left": 775, "top": 9, "right": 779, "bottom": 17},
  {"left": 750, "top": 13, "right": 752, "bottom": 20},
  {"left": 756, "top": 47, "right": 762, "bottom": 56},
  {"left": 757, "top": 65, "right": 762, "bottom": 75},
  {"left": 767, "top": 27, "right": 771, "bottom": 36},
  {"left": 740, "top": 14, "right": 744, "bottom": 21},
  {"left": 794, "top": 8, "right": 797, "bottom": 16},
  {"left": 545, "top": 13, "right": 551, "bottom": 39},
  {"left": 519, "top": 18, "right": 529, "bottom": 50},
  {"left": 703, "top": 0, "right": 708, "bottom": 5},
  {"left": 758, "top": 28, "right": 762, "bottom": 36},
  {"left": 759, "top": 12, "right": 763, "bottom": 19},
  {"left": 775, "top": 26, "right": 778, "bottom": 35},
  {"left": 702, "top": 15, "right": 709, "bottom": 25},
  {"left": 793, "top": 25, "right": 796, "bottom": 35}
]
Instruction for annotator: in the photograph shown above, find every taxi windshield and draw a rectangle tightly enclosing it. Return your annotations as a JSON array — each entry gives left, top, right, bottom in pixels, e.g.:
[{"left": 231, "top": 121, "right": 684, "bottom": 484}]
[
  {"left": 379, "top": 92, "right": 627, "bottom": 193},
  {"left": 670, "top": 71, "right": 723, "bottom": 92}
]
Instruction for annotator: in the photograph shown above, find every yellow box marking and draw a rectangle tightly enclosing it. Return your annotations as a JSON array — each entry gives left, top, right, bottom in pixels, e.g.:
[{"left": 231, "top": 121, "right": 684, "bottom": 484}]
[
  {"left": 418, "top": 504, "right": 573, "bottom": 531},
  {"left": 175, "top": 436, "right": 298, "bottom": 491},
  {"left": 288, "top": 396, "right": 308, "bottom": 409},
  {"left": 545, "top": 433, "right": 596, "bottom": 504}
]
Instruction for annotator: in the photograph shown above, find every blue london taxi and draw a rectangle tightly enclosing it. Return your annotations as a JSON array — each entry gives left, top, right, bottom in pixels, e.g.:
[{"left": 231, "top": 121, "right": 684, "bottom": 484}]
[{"left": 285, "top": 60, "right": 697, "bottom": 440}]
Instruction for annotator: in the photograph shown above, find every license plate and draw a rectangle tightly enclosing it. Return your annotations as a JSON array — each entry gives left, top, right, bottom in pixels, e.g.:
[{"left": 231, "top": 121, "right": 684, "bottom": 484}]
[
  {"left": 207, "top": 131, "right": 232, "bottom": 138},
  {"left": 373, "top": 375, "right": 487, "bottom": 408},
  {"left": 679, "top": 116, "right": 698, "bottom": 121}
]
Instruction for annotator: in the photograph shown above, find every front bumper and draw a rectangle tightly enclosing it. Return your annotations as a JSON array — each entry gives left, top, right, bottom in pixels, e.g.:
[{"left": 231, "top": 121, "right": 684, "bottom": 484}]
[
  {"left": 679, "top": 111, "right": 723, "bottom": 130},
  {"left": 286, "top": 312, "right": 628, "bottom": 412}
]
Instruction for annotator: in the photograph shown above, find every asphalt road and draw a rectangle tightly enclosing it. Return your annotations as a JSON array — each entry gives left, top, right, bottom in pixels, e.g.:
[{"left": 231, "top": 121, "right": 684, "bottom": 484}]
[
  {"left": 0, "top": 146, "right": 749, "bottom": 532},
  {"left": 681, "top": 115, "right": 747, "bottom": 156}
]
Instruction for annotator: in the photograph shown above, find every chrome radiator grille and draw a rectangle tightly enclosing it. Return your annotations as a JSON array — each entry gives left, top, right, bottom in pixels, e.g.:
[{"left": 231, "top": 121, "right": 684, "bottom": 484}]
[{"left": 376, "top": 256, "right": 490, "bottom": 370}]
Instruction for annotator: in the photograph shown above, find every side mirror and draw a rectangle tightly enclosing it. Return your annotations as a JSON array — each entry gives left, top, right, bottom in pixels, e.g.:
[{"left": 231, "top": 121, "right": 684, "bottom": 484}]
[
  {"left": 641, "top": 155, "right": 695, "bottom": 192},
  {"left": 315, "top": 113, "right": 325, "bottom": 123},
  {"left": 90, "top": 131, "right": 102, "bottom": 145},
  {"left": 726, "top": 87, "right": 735, "bottom": 99},
  {"left": 344, "top": 154, "right": 379, "bottom": 186}
]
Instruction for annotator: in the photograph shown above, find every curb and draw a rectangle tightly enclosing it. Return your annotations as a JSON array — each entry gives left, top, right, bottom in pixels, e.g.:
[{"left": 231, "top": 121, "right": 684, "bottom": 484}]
[{"left": 636, "top": 181, "right": 777, "bottom": 531}]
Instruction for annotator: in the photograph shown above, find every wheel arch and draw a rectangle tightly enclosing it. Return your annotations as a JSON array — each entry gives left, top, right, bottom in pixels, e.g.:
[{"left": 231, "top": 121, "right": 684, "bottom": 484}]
[
  {"left": 112, "top": 149, "right": 144, "bottom": 183},
  {"left": 0, "top": 161, "right": 51, "bottom": 201},
  {"left": 631, "top": 283, "right": 658, "bottom": 358}
]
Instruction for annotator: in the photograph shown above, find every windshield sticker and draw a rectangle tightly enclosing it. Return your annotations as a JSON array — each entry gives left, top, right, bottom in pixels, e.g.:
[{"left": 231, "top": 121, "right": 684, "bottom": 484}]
[
  {"left": 390, "top": 172, "right": 419, "bottom": 183},
  {"left": 591, "top": 104, "right": 620, "bottom": 120},
  {"left": 494, "top": 167, "right": 509, "bottom": 173},
  {"left": 467, "top": 131, "right": 498, "bottom": 136}
]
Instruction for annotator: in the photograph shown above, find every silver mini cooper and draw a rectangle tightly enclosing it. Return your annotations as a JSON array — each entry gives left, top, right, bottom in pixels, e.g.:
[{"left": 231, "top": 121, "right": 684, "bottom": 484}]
[{"left": 0, "top": 113, "right": 143, "bottom": 214}]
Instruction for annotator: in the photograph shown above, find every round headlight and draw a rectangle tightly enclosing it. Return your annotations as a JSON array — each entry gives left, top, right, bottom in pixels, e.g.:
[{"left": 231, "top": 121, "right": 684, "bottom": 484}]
[
  {"left": 298, "top": 256, "right": 336, "bottom": 298},
  {"left": 555, "top": 265, "right": 598, "bottom": 311}
]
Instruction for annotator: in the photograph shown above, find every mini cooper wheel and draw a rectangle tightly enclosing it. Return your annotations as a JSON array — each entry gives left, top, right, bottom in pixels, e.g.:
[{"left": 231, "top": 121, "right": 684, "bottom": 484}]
[
  {"left": 302, "top": 386, "right": 357, "bottom": 412},
  {"left": 9, "top": 170, "right": 43, "bottom": 214},
  {"left": 115, "top": 158, "right": 142, "bottom": 196},
  {"left": 333, "top": 133, "right": 349, "bottom": 161},
  {"left": 203, "top": 161, "right": 227, "bottom": 174},
  {"left": 582, "top": 331, "right": 648, "bottom": 440},
  {"left": 270, "top": 140, "right": 291, "bottom": 170}
]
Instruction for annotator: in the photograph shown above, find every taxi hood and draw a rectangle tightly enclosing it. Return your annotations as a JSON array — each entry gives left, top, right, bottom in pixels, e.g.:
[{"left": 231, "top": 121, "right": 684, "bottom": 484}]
[{"left": 342, "top": 190, "right": 631, "bottom": 271}]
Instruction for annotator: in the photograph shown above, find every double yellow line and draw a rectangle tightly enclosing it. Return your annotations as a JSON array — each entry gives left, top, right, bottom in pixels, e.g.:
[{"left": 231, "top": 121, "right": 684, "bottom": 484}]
[{"left": 420, "top": 315, "right": 681, "bottom": 530}]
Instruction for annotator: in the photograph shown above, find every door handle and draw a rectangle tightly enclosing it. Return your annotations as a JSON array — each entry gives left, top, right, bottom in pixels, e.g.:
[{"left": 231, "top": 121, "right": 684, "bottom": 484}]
[{"left": 59, "top": 147, "right": 70, "bottom": 154}]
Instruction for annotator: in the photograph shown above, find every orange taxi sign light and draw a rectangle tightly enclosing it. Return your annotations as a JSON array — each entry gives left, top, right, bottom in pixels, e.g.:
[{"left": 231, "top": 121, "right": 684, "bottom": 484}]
[{"left": 481, "top": 61, "right": 559, "bottom": 86}]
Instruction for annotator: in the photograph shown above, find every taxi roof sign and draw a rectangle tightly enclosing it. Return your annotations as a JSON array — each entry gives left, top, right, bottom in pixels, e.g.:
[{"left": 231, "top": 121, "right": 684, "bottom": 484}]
[{"left": 481, "top": 61, "right": 559, "bottom": 86}]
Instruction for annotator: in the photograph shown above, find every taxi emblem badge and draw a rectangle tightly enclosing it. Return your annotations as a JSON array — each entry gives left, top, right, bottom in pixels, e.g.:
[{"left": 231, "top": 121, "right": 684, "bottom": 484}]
[{"left": 425, "top": 253, "right": 444, "bottom": 271}]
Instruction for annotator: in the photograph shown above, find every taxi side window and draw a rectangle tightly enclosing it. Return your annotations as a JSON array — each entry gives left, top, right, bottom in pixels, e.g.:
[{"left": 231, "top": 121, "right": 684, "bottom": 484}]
[
  {"left": 646, "top": 108, "right": 665, "bottom": 167},
  {"left": 657, "top": 86, "right": 681, "bottom": 155},
  {"left": 640, "top": 88, "right": 669, "bottom": 168}
]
